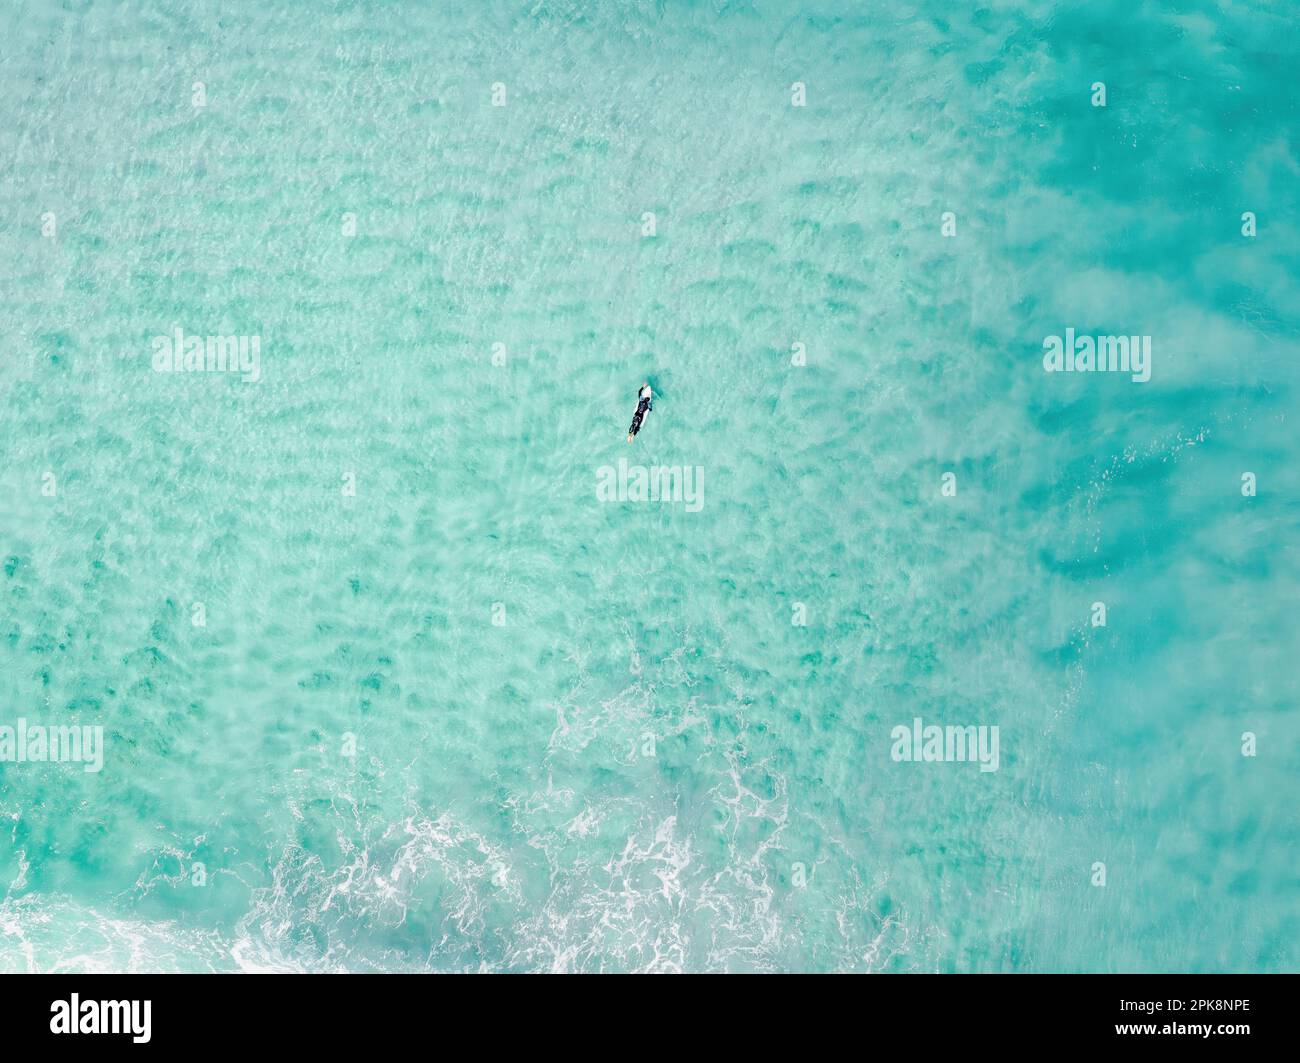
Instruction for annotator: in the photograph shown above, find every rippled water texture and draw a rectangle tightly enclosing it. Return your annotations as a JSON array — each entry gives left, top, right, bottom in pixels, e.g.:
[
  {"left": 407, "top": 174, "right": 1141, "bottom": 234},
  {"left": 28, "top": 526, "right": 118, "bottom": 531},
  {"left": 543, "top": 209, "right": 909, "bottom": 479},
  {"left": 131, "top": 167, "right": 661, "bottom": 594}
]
[{"left": 1, "top": 1, "right": 1297, "bottom": 972}]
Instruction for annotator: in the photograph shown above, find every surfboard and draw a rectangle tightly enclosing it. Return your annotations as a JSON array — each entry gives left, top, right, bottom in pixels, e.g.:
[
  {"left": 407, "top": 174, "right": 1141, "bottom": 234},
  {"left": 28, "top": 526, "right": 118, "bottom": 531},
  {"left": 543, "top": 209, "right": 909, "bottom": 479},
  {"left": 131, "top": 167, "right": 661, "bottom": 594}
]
[{"left": 627, "top": 390, "right": 652, "bottom": 443}]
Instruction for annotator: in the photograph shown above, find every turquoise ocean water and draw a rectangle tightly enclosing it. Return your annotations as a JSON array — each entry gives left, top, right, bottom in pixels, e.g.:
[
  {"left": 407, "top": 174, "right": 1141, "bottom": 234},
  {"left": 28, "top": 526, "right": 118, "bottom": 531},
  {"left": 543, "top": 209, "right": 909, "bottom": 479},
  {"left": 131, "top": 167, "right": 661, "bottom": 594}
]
[{"left": 1, "top": 1, "right": 1297, "bottom": 972}]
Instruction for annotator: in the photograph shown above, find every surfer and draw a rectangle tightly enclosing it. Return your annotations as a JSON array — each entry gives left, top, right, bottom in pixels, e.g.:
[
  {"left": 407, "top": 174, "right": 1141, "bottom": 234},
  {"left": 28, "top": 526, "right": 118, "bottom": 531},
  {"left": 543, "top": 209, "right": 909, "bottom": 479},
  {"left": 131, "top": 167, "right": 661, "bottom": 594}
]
[{"left": 627, "top": 382, "right": 653, "bottom": 443}]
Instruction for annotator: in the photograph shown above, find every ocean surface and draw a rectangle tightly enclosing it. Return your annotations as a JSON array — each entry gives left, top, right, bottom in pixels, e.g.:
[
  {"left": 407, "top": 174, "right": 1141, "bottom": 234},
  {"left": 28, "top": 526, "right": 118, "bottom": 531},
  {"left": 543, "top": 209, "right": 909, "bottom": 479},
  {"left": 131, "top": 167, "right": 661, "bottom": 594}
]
[{"left": 1, "top": 0, "right": 1297, "bottom": 973}]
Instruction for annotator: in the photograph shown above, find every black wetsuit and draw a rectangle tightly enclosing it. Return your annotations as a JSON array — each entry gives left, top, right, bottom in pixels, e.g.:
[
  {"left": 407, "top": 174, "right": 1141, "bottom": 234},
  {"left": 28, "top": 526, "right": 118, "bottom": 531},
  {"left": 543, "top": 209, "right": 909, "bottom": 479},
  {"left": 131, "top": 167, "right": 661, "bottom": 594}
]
[{"left": 628, "top": 392, "right": 653, "bottom": 437}]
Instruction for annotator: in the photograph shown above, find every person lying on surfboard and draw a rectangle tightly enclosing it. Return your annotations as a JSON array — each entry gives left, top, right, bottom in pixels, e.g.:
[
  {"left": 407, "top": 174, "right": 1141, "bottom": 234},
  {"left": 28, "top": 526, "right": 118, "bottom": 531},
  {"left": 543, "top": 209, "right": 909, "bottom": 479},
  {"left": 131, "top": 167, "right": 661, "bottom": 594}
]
[{"left": 627, "top": 382, "right": 653, "bottom": 443}]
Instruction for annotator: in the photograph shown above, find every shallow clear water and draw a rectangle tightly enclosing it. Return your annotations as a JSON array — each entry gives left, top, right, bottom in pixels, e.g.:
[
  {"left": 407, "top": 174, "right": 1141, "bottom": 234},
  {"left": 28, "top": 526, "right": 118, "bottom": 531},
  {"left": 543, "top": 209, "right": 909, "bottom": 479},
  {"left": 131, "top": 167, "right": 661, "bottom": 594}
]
[{"left": 1, "top": 0, "right": 1297, "bottom": 972}]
